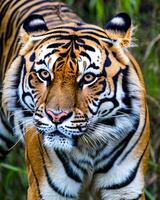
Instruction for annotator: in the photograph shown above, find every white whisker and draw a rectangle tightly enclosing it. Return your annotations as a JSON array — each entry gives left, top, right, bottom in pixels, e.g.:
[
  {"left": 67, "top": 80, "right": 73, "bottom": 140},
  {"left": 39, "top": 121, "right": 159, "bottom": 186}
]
[
  {"left": 12, "top": 119, "right": 34, "bottom": 132},
  {"left": 8, "top": 110, "right": 32, "bottom": 120},
  {"left": 7, "top": 135, "right": 24, "bottom": 152}
]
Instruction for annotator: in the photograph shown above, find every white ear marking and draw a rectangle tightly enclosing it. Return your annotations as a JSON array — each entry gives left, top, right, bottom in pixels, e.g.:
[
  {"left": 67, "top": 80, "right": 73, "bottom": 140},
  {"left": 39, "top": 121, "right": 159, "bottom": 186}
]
[
  {"left": 29, "top": 19, "right": 46, "bottom": 27},
  {"left": 111, "top": 17, "right": 125, "bottom": 25}
]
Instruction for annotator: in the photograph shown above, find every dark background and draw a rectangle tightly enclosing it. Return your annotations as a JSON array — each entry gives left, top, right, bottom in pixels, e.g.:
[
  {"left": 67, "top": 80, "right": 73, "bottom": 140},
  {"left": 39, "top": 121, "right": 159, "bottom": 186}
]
[{"left": 0, "top": 0, "right": 159, "bottom": 199}]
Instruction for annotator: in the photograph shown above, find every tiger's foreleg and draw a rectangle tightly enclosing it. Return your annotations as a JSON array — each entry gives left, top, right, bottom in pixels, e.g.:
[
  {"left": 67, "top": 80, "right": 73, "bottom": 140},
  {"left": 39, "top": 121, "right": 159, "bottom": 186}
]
[
  {"left": 95, "top": 191, "right": 146, "bottom": 200},
  {"left": 91, "top": 187, "right": 146, "bottom": 200},
  {"left": 91, "top": 110, "right": 150, "bottom": 200},
  {"left": 90, "top": 149, "right": 149, "bottom": 200},
  {"left": 25, "top": 128, "right": 81, "bottom": 200}
]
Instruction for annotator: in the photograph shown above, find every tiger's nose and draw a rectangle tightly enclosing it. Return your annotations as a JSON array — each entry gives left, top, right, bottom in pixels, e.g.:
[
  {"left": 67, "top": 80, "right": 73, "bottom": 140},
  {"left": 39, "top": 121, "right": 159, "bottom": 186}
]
[{"left": 46, "top": 110, "right": 72, "bottom": 123}]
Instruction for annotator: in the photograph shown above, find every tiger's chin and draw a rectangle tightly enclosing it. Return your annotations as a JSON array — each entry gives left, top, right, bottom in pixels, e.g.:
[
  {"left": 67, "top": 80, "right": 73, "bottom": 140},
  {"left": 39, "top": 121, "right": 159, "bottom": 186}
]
[{"left": 42, "top": 132, "right": 76, "bottom": 151}]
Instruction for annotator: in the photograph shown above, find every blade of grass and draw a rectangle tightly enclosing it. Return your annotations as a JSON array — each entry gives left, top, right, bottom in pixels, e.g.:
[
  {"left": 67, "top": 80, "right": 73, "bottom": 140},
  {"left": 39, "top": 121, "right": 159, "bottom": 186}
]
[
  {"left": 144, "top": 189, "right": 155, "bottom": 200},
  {"left": 0, "top": 163, "right": 26, "bottom": 174},
  {"left": 144, "top": 34, "right": 160, "bottom": 61}
]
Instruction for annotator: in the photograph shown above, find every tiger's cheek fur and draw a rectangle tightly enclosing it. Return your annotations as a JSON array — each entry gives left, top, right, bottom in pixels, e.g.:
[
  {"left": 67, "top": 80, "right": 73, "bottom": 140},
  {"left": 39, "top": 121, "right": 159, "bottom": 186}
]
[
  {"left": 29, "top": 72, "right": 48, "bottom": 107},
  {"left": 78, "top": 78, "right": 107, "bottom": 116},
  {"left": 18, "top": 52, "right": 50, "bottom": 110},
  {"left": 19, "top": 69, "right": 48, "bottom": 111}
]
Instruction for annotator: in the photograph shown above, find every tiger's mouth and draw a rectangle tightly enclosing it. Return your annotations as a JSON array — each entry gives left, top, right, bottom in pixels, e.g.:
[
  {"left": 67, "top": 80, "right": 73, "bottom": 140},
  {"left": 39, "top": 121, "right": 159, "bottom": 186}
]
[
  {"left": 33, "top": 109, "right": 89, "bottom": 150},
  {"left": 47, "top": 130, "right": 67, "bottom": 138},
  {"left": 36, "top": 128, "right": 68, "bottom": 138},
  {"left": 40, "top": 129, "right": 79, "bottom": 150}
]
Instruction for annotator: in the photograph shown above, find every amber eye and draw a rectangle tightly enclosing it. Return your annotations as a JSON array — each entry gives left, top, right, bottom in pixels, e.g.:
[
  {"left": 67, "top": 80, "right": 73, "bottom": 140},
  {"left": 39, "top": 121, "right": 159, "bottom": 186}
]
[
  {"left": 83, "top": 73, "right": 96, "bottom": 84},
  {"left": 40, "top": 70, "right": 50, "bottom": 78},
  {"left": 38, "top": 69, "right": 51, "bottom": 83}
]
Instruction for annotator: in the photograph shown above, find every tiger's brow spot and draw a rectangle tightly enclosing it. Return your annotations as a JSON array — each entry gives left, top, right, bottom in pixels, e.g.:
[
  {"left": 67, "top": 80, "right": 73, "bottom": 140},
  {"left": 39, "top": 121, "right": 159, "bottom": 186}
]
[{"left": 83, "top": 60, "right": 87, "bottom": 68}]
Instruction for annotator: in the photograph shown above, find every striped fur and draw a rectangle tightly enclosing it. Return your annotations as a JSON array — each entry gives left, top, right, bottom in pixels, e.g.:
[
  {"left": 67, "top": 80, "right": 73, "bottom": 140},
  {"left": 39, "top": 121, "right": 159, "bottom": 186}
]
[
  {"left": 0, "top": 0, "right": 81, "bottom": 157},
  {"left": 0, "top": 1, "right": 149, "bottom": 200}
]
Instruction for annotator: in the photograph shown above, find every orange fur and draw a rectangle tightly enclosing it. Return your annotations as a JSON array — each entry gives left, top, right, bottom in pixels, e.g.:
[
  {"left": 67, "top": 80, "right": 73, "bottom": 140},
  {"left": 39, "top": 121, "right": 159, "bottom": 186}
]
[{"left": 1, "top": 1, "right": 150, "bottom": 199}]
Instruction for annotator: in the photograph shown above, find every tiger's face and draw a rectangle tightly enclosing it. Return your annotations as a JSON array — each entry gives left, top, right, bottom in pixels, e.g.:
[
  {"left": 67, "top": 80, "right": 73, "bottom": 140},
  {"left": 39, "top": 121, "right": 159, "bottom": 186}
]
[
  {"left": 3, "top": 14, "right": 142, "bottom": 150},
  {"left": 19, "top": 38, "right": 120, "bottom": 150}
]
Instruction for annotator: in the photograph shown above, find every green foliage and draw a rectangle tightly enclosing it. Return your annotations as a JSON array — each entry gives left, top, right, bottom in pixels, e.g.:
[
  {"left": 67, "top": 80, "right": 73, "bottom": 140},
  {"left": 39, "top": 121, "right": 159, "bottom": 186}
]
[
  {"left": 0, "top": 145, "right": 27, "bottom": 200},
  {"left": 119, "top": 0, "right": 141, "bottom": 15},
  {"left": 0, "top": 0, "right": 160, "bottom": 199}
]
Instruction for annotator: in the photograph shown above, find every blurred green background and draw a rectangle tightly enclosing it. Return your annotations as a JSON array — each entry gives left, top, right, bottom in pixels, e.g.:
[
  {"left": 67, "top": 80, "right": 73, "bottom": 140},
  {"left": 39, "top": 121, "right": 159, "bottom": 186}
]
[{"left": 0, "top": 0, "right": 160, "bottom": 199}]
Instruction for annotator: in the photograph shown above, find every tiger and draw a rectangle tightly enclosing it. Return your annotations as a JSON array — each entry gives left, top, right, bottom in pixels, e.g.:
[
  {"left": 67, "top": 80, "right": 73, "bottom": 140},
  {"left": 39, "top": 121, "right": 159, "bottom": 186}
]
[{"left": 0, "top": 0, "right": 150, "bottom": 200}]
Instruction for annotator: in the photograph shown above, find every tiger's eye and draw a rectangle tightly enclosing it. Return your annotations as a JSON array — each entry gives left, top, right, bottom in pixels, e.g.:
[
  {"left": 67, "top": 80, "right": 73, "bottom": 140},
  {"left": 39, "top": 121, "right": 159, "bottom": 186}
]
[
  {"left": 38, "top": 69, "right": 51, "bottom": 83},
  {"left": 40, "top": 70, "right": 50, "bottom": 79},
  {"left": 84, "top": 73, "right": 95, "bottom": 83}
]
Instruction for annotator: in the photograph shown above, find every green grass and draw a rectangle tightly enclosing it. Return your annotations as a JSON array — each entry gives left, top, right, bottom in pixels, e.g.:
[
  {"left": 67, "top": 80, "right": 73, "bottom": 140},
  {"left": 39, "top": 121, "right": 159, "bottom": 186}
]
[
  {"left": 0, "top": 145, "right": 27, "bottom": 200},
  {"left": 0, "top": 0, "right": 160, "bottom": 199}
]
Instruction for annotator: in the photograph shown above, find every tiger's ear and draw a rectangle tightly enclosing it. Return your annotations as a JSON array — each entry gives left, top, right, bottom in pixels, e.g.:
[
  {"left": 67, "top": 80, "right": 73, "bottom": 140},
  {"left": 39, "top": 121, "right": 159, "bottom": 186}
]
[
  {"left": 104, "top": 13, "right": 133, "bottom": 48},
  {"left": 19, "top": 14, "right": 48, "bottom": 55},
  {"left": 23, "top": 14, "right": 48, "bottom": 34}
]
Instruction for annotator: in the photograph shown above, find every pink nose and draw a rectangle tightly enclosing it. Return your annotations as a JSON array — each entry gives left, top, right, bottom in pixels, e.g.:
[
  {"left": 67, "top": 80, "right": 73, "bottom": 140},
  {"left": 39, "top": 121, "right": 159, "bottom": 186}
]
[{"left": 46, "top": 110, "right": 71, "bottom": 123}]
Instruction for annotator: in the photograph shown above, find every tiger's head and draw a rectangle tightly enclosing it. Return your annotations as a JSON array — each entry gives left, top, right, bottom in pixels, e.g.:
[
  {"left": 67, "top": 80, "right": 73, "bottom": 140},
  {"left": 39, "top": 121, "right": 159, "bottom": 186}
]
[{"left": 3, "top": 13, "right": 143, "bottom": 151}]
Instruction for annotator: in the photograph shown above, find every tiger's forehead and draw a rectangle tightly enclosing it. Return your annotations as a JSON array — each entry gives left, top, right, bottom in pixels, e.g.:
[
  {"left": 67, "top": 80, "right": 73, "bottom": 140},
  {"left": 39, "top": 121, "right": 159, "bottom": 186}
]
[
  {"left": 33, "top": 24, "right": 109, "bottom": 75},
  {"left": 33, "top": 22, "right": 109, "bottom": 41},
  {"left": 35, "top": 41, "right": 104, "bottom": 75}
]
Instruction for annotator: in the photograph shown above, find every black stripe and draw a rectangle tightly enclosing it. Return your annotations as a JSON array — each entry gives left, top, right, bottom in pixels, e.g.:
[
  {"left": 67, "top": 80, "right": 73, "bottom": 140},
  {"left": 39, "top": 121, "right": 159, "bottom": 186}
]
[
  {"left": 79, "top": 35, "right": 101, "bottom": 45},
  {"left": 0, "top": 134, "right": 14, "bottom": 148},
  {"left": 102, "top": 141, "right": 149, "bottom": 190},
  {"left": 80, "top": 44, "right": 95, "bottom": 52},
  {"left": 35, "top": 112, "right": 43, "bottom": 118},
  {"left": 100, "top": 117, "right": 115, "bottom": 126},
  {"left": 55, "top": 150, "right": 83, "bottom": 183},
  {"left": 76, "top": 159, "right": 93, "bottom": 168},
  {"left": 122, "top": 66, "right": 132, "bottom": 108},
  {"left": 35, "top": 31, "right": 103, "bottom": 51},
  {"left": 71, "top": 158, "right": 87, "bottom": 173},
  {"left": 44, "top": 170, "right": 76, "bottom": 198},
  {"left": 94, "top": 116, "right": 139, "bottom": 171},
  {"left": 118, "top": 106, "right": 147, "bottom": 164},
  {"left": 38, "top": 137, "right": 77, "bottom": 198},
  {"left": 0, "top": 111, "right": 13, "bottom": 133},
  {"left": 23, "top": 110, "right": 33, "bottom": 118},
  {"left": 80, "top": 31, "right": 107, "bottom": 39},
  {"left": 41, "top": 26, "right": 106, "bottom": 35},
  {"left": 29, "top": 52, "right": 35, "bottom": 62},
  {"left": 0, "top": 1, "right": 10, "bottom": 26},
  {"left": 104, "top": 50, "right": 111, "bottom": 67},
  {"left": 95, "top": 140, "right": 130, "bottom": 174},
  {"left": 0, "top": 33, "right": 3, "bottom": 64},
  {"left": 26, "top": 151, "right": 44, "bottom": 200},
  {"left": 5, "top": 6, "right": 18, "bottom": 41},
  {"left": 80, "top": 51, "right": 91, "bottom": 62},
  {"left": 79, "top": 27, "right": 106, "bottom": 34},
  {"left": 47, "top": 42, "right": 65, "bottom": 49}
]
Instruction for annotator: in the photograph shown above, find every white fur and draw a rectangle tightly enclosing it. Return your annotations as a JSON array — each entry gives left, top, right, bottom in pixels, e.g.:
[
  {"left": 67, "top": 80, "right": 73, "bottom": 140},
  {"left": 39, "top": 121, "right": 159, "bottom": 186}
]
[
  {"left": 43, "top": 136, "right": 74, "bottom": 151},
  {"left": 111, "top": 17, "right": 125, "bottom": 25},
  {"left": 77, "top": 47, "right": 102, "bottom": 83},
  {"left": 40, "top": 151, "right": 81, "bottom": 200},
  {"left": 100, "top": 169, "right": 144, "bottom": 200},
  {"left": 29, "top": 19, "right": 45, "bottom": 27}
]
